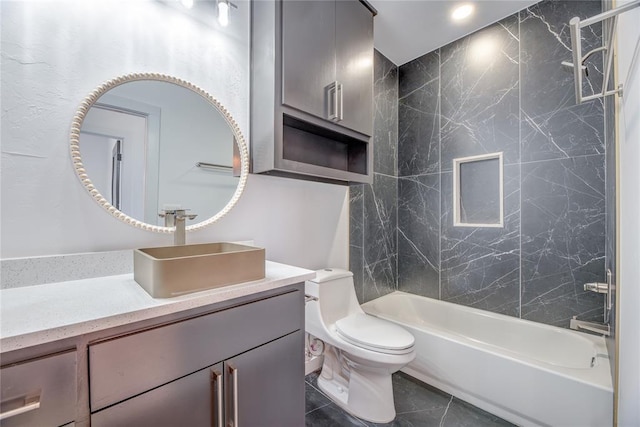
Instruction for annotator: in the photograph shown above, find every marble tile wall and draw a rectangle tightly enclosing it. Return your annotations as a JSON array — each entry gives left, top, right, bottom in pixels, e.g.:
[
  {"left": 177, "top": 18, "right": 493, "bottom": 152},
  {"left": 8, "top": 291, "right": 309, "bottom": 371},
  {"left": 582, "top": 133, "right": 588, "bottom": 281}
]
[
  {"left": 351, "top": 49, "right": 399, "bottom": 303},
  {"left": 519, "top": 0, "right": 605, "bottom": 327},
  {"left": 394, "top": 0, "right": 608, "bottom": 327}
]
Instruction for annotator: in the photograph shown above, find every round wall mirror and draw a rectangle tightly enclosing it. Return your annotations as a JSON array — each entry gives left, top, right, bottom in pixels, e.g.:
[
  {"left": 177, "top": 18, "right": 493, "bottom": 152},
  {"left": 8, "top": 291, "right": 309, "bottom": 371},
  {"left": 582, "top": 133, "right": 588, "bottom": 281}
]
[{"left": 70, "top": 73, "right": 249, "bottom": 233}]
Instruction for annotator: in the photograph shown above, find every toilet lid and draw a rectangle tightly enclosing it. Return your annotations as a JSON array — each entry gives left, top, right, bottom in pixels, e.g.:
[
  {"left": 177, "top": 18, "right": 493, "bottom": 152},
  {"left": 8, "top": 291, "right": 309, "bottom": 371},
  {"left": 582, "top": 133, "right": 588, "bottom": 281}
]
[{"left": 335, "top": 313, "right": 415, "bottom": 355}]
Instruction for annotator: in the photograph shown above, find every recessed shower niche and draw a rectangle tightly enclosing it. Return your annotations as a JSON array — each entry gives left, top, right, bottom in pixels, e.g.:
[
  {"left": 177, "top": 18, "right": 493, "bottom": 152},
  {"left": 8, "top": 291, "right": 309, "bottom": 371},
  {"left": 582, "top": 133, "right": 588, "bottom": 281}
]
[{"left": 453, "top": 152, "right": 504, "bottom": 228}]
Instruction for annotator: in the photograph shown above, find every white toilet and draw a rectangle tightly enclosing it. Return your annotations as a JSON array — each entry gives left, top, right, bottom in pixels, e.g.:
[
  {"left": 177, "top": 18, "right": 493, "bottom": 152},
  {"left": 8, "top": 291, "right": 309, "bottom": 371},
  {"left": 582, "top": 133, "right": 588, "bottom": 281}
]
[{"left": 305, "top": 268, "right": 416, "bottom": 423}]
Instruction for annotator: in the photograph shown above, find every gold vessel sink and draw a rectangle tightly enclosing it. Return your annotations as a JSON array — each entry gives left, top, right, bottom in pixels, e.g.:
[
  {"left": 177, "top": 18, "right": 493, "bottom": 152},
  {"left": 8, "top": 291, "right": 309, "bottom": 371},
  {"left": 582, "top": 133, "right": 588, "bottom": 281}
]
[{"left": 134, "top": 242, "right": 266, "bottom": 298}]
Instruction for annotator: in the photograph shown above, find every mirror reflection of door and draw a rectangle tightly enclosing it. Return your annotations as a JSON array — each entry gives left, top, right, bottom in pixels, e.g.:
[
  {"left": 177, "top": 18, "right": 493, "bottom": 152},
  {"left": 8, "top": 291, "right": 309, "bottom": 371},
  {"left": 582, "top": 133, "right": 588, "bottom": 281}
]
[
  {"left": 111, "top": 139, "right": 123, "bottom": 210},
  {"left": 78, "top": 79, "right": 240, "bottom": 228},
  {"left": 79, "top": 106, "right": 149, "bottom": 221}
]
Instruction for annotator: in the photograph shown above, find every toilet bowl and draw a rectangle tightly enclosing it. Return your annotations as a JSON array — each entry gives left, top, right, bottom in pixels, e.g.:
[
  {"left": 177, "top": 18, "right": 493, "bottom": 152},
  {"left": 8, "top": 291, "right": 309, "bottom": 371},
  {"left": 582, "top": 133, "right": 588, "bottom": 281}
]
[{"left": 305, "top": 268, "right": 415, "bottom": 423}]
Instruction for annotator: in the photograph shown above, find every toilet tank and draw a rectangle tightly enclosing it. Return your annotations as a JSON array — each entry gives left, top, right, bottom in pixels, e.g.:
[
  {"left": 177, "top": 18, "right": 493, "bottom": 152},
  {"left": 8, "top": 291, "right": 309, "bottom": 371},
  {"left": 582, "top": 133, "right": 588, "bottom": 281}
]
[{"left": 305, "top": 268, "right": 362, "bottom": 326}]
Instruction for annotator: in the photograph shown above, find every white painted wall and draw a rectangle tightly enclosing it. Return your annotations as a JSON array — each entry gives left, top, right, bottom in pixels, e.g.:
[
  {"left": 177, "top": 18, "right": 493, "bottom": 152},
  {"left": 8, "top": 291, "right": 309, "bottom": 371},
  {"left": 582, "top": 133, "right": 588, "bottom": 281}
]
[
  {"left": 616, "top": 0, "right": 640, "bottom": 425},
  {"left": 0, "top": 0, "right": 348, "bottom": 271}
]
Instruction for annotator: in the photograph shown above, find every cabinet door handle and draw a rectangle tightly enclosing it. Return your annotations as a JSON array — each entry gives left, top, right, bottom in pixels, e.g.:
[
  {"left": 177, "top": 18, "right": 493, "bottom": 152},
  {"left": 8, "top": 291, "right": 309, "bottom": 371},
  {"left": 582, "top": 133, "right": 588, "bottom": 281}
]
[
  {"left": 337, "top": 83, "right": 344, "bottom": 122},
  {"left": 326, "top": 81, "right": 339, "bottom": 121},
  {"left": 211, "top": 369, "right": 223, "bottom": 427},
  {"left": 0, "top": 395, "right": 41, "bottom": 421},
  {"left": 227, "top": 364, "right": 239, "bottom": 427}
]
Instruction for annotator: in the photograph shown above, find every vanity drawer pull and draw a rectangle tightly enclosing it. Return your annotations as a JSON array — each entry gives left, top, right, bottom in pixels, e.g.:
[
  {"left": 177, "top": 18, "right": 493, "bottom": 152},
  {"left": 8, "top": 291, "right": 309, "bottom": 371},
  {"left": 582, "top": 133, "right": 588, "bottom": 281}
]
[
  {"left": 0, "top": 395, "right": 41, "bottom": 421},
  {"left": 227, "top": 364, "right": 239, "bottom": 427},
  {"left": 0, "top": 350, "right": 76, "bottom": 426},
  {"left": 211, "top": 369, "right": 223, "bottom": 427}
]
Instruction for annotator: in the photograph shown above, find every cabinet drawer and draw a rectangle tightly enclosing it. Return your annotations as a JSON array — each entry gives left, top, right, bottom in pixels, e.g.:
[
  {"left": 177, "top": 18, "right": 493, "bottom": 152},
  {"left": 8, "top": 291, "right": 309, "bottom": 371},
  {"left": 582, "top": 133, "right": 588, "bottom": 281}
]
[
  {"left": 89, "top": 290, "right": 302, "bottom": 411},
  {"left": 0, "top": 350, "right": 77, "bottom": 427}
]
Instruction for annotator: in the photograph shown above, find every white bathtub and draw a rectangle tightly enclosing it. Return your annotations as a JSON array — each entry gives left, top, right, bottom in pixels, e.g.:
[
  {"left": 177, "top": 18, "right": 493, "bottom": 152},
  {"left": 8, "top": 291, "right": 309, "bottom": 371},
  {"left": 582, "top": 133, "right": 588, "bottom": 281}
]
[{"left": 362, "top": 291, "right": 613, "bottom": 427}]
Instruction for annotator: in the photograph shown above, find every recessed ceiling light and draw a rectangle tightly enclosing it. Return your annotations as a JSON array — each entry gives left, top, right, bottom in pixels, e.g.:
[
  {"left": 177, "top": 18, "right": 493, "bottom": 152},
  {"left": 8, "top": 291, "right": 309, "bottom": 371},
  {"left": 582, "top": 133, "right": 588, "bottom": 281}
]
[{"left": 451, "top": 4, "right": 475, "bottom": 22}]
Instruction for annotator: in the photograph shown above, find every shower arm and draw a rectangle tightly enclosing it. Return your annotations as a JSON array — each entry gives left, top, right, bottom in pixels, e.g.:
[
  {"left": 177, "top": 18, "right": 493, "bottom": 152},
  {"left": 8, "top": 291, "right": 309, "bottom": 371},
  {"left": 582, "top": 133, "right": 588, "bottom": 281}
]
[{"left": 564, "top": 0, "right": 640, "bottom": 104}]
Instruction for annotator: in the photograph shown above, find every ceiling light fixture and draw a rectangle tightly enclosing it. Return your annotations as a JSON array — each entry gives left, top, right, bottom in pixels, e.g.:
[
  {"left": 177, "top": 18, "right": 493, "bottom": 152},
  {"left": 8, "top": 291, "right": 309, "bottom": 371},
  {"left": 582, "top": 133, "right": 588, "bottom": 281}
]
[
  {"left": 180, "top": 0, "right": 193, "bottom": 9},
  {"left": 451, "top": 4, "right": 475, "bottom": 22}
]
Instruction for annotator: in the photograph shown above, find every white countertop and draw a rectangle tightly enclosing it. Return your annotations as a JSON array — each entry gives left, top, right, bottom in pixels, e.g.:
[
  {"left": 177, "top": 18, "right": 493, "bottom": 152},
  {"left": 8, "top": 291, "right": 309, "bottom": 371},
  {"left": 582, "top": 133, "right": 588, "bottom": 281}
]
[{"left": 0, "top": 261, "right": 315, "bottom": 353}]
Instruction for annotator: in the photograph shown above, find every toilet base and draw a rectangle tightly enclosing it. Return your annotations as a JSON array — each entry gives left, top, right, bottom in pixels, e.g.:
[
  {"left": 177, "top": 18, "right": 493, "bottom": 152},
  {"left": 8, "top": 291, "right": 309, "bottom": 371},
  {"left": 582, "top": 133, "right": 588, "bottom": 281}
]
[{"left": 317, "top": 346, "right": 397, "bottom": 424}]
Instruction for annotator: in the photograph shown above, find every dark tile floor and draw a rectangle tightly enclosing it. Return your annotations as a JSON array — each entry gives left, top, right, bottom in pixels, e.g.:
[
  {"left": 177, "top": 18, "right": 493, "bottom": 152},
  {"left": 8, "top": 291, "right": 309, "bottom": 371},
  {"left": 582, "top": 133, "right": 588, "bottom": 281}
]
[{"left": 305, "top": 372, "right": 515, "bottom": 427}]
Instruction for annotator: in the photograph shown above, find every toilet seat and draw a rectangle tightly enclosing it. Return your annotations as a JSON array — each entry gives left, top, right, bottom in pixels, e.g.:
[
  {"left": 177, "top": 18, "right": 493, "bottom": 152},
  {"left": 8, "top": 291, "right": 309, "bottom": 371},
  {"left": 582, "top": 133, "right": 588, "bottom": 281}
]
[{"left": 335, "top": 313, "right": 415, "bottom": 355}]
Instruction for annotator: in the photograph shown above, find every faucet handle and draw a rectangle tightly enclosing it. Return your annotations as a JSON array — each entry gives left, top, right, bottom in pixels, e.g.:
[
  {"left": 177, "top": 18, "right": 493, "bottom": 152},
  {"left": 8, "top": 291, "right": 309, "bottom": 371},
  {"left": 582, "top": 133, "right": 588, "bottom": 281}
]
[
  {"left": 159, "top": 208, "right": 180, "bottom": 218},
  {"left": 176, "top": 211, "right": 198, "bottom": 221}
]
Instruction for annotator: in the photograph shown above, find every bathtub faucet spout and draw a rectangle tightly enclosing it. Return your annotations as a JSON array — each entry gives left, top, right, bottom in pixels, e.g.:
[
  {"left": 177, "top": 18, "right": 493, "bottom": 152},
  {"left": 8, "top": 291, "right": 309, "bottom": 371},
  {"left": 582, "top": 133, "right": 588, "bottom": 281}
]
[{"left": 570, "top": 316, "right": 610, "bottom": 336}]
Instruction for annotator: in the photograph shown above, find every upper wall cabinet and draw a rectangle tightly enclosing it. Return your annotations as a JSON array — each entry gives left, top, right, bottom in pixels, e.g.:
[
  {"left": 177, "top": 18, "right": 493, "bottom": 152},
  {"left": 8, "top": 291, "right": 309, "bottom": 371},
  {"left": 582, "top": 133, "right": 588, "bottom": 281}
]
[
  {"left": 282, "top": 0, "right": 373, "bottom": 136},
  {"left": 251, "top": 0, "right": 376, "bottom": 184}
]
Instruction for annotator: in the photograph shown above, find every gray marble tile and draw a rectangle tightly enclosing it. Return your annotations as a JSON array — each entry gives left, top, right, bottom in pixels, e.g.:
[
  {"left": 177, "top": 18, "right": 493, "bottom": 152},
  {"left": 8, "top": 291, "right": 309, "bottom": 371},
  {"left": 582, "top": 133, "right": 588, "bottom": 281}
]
[
  {"left": 521, "top": 101, "right": 604, "bottom": 162},
  {"left": 350, "top": 184, "right": 365, "bottom": 245},
  {"left": 440, "top": 165, "right": 521, "bottom": 317},
  {"left": 305, "top": 403, "right": 368, "bottom": 427},
  {"left": 397, "top": 174, "right": 440, "bottom": 299},
  {"left": 363, "top": 173, "right": 398, "bottom": 302},
  {"left": 351, "top": 244, "right": 365, "bottom": 304},
  {"left": 521, "top": 155, "right": 606, "bottom": 327},
  {"left": 441, "top": 398, "right": 515, "bottom": 427},
  {"left": 305, "top": 380, "right": 331, "bottom": 415},
  {"left": 374, "top": 49, "right": 399, "bottom": 177},
  {"left": 305, "top": 374, "right": 516, "bottom": 426},
  {"left": 398, "top": 72, "right": 440, "bottom": 176},
  {"left": 389, "top": 373, "right": 451, "bottom": 415},
  {"left": 440, "top": 16, "right": 520, "bottom": 170},
  {"left": 520, "top": 0, "right": 604, "bottom": 118},
  {"left": 520, "top": 270, "right": 604, "bottom": 327},
  {"left": 361, "top": 373, "right": 515, "bottom": 427},
  {"left": 399, "top": 50, "right": 440, "bottom": 99},
  {"left": 350, "top": 184, "right": 365, "bottom": 303}
]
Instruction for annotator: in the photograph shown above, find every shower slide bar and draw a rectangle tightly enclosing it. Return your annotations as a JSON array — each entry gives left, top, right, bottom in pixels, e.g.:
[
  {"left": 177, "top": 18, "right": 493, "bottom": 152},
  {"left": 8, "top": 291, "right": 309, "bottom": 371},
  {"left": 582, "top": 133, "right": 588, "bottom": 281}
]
[{"left": 563, "top": 0, "right": 640, "bottom": 104}]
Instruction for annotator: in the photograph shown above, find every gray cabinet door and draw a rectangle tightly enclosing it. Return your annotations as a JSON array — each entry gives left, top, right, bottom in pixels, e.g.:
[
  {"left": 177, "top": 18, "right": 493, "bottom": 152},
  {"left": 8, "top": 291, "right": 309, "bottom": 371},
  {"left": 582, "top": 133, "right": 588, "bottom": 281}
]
[
  {"left": 91, "top": 363, "right": 224, "bottom": 427},
  {"left": 89, "top": 290, "right": 301, "bottom": 411},
  {"left": 335, "top": 0, "right": 374, "bottom": 136},
  {"left": 282, "top": 0, "right": 336, "bottom": 121},
  {"left": 225, "top": 331, "right": 304, "bottom": 427}
]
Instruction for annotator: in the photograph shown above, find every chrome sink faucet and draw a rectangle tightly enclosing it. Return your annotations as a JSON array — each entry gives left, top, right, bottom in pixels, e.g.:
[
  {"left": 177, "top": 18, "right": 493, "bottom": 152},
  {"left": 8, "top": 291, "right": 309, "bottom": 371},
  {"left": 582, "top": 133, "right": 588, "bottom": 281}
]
[{"left": 159, "top": 209, "right": 198, "bottom": 245}]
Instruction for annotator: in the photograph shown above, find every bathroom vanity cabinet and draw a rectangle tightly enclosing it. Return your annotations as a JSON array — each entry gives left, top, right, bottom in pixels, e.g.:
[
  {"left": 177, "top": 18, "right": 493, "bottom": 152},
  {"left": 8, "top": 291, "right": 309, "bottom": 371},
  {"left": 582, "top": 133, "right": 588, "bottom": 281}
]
[
  {"left": 0, "top": 268, "right": 309, "bottom": 427},
  {"left": 89, "top": 290, "right": 304, "bottom": 426},
  {"left": 251, "top": 0, "right": 375, "bottom": 184}
]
